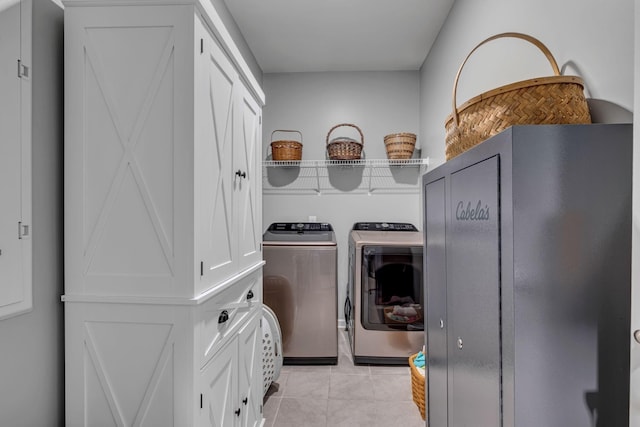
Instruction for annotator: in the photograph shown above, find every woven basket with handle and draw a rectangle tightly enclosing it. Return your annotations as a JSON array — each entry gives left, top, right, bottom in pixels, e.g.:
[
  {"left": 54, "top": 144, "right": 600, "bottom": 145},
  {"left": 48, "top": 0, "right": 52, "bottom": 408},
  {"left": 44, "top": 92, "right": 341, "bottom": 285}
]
[
  {"left": 271, "top": 129, "right": 303, "bottom": 161},
  {"left": 326, "top": 123, "right": 364, "bottom": 160},
  {"left": 444, "top": 32, "right": 591, "bottom": 161}
]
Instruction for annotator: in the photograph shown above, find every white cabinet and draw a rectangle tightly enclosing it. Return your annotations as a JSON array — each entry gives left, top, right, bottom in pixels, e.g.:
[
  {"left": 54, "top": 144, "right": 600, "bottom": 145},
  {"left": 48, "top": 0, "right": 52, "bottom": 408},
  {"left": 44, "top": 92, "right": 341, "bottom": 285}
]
[
  {"left": 0, "top": 0, "right": 32, "bottom": 320},
  {"left": 62, "top": 0, "right": 265, "bottom": 425}
]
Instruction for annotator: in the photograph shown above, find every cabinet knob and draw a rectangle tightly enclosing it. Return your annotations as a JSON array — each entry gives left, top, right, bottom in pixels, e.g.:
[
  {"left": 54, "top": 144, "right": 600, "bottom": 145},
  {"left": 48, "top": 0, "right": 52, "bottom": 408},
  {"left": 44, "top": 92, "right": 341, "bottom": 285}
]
[
  {"left": 242, "top": 397, "right": 248, "bottom": 405},
  {"left": 235, "top": 170, "right": 246, "bottom": 179},
  {"left": 246, "top": 290, "right": 254, "bottom": 300},
  {"left": 235, "top": 408, "right": 241, "bottom": 417},
  {"left": 634, "top": 330, "right": 640, "bottom": 344},
  {"left": 218, "top": 310, "right": 229, "bottom": 324}
]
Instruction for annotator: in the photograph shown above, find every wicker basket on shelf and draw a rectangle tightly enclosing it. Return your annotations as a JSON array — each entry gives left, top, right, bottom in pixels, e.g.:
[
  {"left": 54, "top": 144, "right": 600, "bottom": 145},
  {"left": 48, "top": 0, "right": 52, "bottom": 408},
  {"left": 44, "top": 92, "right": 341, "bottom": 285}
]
[
  {"left": 384, "top": 132, "right": 416, "bottom": 159},
  {"left": 444, "top": 32, "right": 591, "bottom": 161},
  {"left": 271, "top": 129, "right": 303, "bottom": 161},
  {"left": 326, "top": 123, "right": 364, "bottom": 160},
  {"left": 409, "top": 352, "right": 426, "bottom": 421}
]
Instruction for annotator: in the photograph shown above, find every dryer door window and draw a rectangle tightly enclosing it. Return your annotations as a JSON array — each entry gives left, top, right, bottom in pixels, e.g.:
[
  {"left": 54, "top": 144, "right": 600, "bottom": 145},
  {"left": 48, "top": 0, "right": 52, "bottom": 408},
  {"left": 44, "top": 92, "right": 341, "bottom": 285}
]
[{"left": 361, "top": 245, "right": 423, "bottom": 331}]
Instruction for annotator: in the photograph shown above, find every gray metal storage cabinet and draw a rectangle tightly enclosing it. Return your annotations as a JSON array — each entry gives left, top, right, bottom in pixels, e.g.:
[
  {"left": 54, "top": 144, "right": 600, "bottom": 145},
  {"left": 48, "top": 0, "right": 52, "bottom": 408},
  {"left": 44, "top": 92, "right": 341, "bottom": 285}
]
[{"left": 422, "top": 124, "right": 631, "bottom": 427}]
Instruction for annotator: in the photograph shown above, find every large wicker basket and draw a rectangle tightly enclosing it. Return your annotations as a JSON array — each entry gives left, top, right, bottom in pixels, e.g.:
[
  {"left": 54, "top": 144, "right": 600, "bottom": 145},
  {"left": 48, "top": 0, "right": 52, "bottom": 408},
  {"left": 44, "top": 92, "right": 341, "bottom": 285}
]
[
  {"left": 384, "top": 132, "right": 416, "bottom": 159},
  {"left": 326, "top": 123, "right": 364, "bottom": 160},
  {"left": 271, "top": 129, "right": 303, "bottom": 161},
  {"left": 409, "top": 353, "right": 426, "bottom": 421},
  {"left": 444, "top": 32, "right": 591, "bottom": 161}
]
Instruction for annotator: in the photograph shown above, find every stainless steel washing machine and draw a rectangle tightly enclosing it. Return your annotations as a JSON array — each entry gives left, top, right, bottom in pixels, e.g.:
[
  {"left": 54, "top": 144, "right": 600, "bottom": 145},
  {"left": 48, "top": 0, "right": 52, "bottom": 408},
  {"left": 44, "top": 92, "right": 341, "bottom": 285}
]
[
  {"left": 345, "top": 222, "right": 424, "bottom": 365},
  {"left": 262, "top": 222, "right": 338, "bottom": 364}
]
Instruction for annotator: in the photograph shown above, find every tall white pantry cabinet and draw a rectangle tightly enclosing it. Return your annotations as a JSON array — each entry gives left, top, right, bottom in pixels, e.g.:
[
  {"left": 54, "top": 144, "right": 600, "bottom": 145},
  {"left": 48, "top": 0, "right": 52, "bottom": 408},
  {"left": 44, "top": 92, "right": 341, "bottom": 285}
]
[{"left": 62, "top": 0, "right": 265, "bottom": 426}]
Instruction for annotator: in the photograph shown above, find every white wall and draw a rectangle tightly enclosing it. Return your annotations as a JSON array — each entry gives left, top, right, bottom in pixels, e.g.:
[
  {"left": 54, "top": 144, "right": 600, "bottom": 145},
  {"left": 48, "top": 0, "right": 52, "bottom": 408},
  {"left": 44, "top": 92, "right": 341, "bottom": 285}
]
[
  {"left": 0, "top": 0, "right": 64, "bottom": 425},
  {"left": 210, "top": 0, "right": 263, "bottom": 83},
  {"left": 420, "top": 0, "right": 634, "bottom": 167},
  {"left": 262, "top": 71, "right": 422, "bottom": 326}
]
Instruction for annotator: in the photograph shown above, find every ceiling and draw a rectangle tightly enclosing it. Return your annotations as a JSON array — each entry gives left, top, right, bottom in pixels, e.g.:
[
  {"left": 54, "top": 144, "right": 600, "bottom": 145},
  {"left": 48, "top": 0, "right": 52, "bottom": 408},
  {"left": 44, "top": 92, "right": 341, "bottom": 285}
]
[{"left": 222, "top": 0, "right": 455, "bottom": 74}]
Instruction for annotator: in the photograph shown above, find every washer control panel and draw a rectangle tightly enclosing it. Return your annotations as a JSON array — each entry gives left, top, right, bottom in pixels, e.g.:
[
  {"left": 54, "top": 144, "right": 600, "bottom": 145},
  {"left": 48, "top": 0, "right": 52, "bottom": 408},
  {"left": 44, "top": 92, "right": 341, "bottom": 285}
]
[
  {"left": 267, "top": 222, "right": 334, "bottom": 233},
  {"left": 352, "top": 222, "right": 417, "bottom": 231}
]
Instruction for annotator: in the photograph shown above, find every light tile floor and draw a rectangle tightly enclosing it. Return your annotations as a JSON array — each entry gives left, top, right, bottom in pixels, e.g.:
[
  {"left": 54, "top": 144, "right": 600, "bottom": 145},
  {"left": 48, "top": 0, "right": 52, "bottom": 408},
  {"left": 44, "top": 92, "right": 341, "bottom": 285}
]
[{"left": 263, "top": 329, "right": 425, "bottom": 427}]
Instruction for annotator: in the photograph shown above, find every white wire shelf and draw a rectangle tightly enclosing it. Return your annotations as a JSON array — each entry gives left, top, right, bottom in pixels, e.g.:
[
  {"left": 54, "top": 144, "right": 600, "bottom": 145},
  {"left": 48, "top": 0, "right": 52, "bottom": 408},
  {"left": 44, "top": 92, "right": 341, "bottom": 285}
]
[
  {"left": 262, "top": 158, "right": 429, "bottom": 194},
  {"left": 262, "top": 158, "right": 429, "bottom": 168}
]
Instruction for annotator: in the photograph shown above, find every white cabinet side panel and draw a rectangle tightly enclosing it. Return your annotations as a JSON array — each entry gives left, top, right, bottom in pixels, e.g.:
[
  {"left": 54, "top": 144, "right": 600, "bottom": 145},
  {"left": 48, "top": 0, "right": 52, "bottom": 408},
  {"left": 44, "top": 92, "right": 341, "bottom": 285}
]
[
  {"left": 64, "top": 302, "right": 193, "bottom": 427},
  {"left": 65, "top": 6, "right": 195, "bottom": 297}
]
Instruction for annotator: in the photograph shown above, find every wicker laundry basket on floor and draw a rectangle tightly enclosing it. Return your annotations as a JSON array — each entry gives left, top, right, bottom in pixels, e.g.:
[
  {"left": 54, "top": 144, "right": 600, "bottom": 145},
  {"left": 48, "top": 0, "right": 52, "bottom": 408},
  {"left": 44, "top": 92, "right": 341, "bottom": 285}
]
[{"left": 409, "top": 352, "right": 426, "bottom": 421}]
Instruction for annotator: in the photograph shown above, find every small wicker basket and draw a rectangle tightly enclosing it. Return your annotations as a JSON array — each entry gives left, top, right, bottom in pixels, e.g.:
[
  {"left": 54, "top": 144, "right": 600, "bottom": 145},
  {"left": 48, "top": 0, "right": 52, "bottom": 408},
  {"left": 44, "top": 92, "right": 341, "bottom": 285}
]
[
  {"left": 384, "top": 133, "right": 417, "bottom": 159},
  {"left": 444, "top": 32, "right": 591, "bottom": 161},
  {"left": 326, "top": 123, "right": 364, "bottom": 160},
  {"left": 271, "top": 129, "right": 303, "bottom": 161},
  {"left": 409, "top": 353, "right": 426, "bottom": 421}
]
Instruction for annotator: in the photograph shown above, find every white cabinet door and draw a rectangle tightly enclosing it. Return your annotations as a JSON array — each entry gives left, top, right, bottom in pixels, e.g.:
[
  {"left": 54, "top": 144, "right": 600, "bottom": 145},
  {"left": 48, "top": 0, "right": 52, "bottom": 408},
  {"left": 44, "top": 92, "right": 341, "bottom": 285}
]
[
  {"left": 0, "top": 0, "right": 31, "bottom": 320},
  {"left": 235, "top": 85, "right": 262, "bottom": 273},
  {"left": 195, "top": 17, "right": 239, "bottom": 292},
  {"left": 196, "top": 15, "right": 262, "bottom": 291},
  {"left": 237, "top": 312, "right": 262, "bottom": 427},
  {"left": 201, "top": 338, "right": 237, "bottom": 427}
]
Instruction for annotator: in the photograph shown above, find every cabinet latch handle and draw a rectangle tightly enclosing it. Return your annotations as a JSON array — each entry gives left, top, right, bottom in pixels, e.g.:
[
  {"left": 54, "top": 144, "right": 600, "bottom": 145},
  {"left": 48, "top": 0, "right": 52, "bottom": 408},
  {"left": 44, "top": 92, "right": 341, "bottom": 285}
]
[
  {"left": 235, "top": 408, "right": 241, "bottom": 417},
  {"left": 218, "top": 310, "right": 229, "bottom": 324},
  {"left": 242, "top": 397, "right": 248, "bottom": 405},
  {"left": 235, "top": 170, "right": 246, "bottom": 179}
]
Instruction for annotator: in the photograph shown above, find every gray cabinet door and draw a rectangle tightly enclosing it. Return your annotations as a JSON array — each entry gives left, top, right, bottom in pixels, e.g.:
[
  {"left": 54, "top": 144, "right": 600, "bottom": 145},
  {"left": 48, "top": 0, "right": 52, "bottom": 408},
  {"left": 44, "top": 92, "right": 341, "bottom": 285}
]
[
  {"left": 425, "top": 177, "right": 448, "bottom": 427},
  {"left": 448, "top": 156, "right": 501, "bottom": 427}
]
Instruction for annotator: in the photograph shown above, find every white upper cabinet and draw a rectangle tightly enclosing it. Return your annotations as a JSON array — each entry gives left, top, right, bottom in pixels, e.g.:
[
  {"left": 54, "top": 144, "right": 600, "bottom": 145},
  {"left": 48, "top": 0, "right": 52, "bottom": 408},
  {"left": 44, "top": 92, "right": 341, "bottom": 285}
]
[
  {"left": 64, "top": 2, "right": 264, "bottom": 300},
  {"left": 195, "top": 17, "right": 262, "bottom": 293},
  {"left": 0, "top": 0, "right": 32, "bottom": 320}
]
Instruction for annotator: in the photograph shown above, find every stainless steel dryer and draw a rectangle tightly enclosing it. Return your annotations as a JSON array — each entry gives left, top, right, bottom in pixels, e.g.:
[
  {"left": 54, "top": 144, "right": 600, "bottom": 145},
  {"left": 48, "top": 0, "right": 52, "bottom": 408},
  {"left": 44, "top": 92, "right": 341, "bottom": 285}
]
[
  {"left": 345, "top": 222, "right": 424, "bottom": 365},
  {"left": 262, "top": 222, "right": 338, "bottom": 365}
]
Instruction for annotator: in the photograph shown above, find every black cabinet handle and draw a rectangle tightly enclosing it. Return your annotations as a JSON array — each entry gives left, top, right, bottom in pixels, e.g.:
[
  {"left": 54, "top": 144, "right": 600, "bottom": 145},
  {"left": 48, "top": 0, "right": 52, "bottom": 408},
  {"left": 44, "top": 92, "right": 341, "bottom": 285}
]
[
  {"left": 242, "top": 397, "right": 248, "bottom": 405},
  {"left": 235, "top": 170, "right": 246, "bottom": 179},
  {"left": 246, "top": 290, "right": 254, "bottom": 300},
  {"left": 235, "top": 408, "right": 241, "bottom": 417},
  {"left": 218, "top": 310, "right": 229, "bottom": 324}
]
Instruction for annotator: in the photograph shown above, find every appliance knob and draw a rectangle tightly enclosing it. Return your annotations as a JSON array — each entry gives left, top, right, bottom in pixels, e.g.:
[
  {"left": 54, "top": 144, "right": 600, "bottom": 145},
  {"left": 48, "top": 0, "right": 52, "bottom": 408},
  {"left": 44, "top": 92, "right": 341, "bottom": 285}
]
[{"left": 381, "top": 222, "right": 389, "bottom": 228}]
